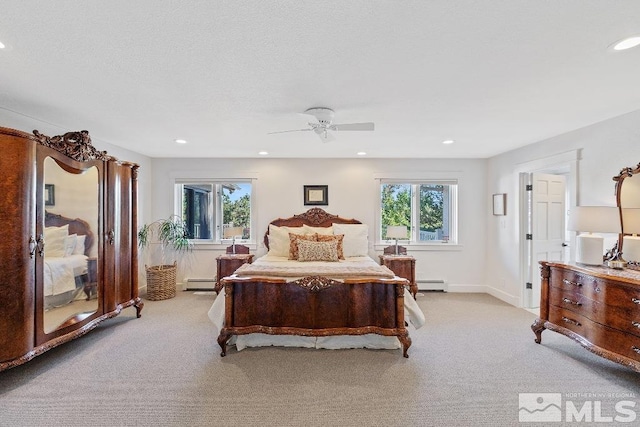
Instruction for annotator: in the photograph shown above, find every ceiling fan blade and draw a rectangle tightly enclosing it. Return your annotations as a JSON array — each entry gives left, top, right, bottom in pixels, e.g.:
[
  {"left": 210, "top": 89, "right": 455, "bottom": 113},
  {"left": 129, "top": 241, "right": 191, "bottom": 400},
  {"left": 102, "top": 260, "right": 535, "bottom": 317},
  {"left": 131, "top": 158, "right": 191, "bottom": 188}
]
[
  {"left": 267, "top": 128, "right": 312, "bottom": 135},
  {"left": 330, "top": 122, "right": 375, "bottom": 131}
]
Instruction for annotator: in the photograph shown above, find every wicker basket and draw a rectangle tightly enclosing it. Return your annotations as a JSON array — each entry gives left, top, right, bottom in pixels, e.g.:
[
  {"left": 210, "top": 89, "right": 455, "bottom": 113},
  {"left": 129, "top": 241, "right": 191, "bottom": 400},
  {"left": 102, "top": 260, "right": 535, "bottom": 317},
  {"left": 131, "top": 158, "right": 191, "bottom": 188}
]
[{"left": 145, "top": 262, "right": 177, "bottom": 301}]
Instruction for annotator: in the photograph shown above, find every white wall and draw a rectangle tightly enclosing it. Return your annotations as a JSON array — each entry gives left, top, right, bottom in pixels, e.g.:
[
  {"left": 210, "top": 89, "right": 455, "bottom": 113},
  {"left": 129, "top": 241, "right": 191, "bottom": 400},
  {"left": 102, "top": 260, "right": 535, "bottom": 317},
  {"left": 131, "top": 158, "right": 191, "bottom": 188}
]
[
  {"left": 150, "top": 157, "right": 487, "bottom": 291},
  {"left": 485, "top": 108, "right": 640, "bottom": 306}
]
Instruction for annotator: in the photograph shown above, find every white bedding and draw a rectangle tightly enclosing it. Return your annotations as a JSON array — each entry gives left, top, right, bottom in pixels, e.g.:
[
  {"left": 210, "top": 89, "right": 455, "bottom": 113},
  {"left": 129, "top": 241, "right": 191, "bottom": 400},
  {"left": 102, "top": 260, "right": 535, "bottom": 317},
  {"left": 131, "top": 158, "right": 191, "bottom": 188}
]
[
  {"left": 43, "top": 255, "right": 88, "bottom": 297},
  {"left": 208, "top": 254, "right": 425, "bottom": 352}
]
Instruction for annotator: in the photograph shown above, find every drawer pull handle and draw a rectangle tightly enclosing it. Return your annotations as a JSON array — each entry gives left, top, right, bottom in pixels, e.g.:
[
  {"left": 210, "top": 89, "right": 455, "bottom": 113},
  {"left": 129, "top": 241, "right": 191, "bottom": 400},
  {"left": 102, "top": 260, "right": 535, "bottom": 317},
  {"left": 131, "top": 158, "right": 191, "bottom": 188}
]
[
  {"left": 632, "top": 321, "right": 640, "bottom": 329},
  {"left": 562, "top": 297, "right": 582, "bottom": 306},
  {"left": 633, "top": 346, "right": 640, "bottom": 355},
  {"left": 633, "top": 298, "right": 640, "bottom": 305},
  {"left": 563, "top": 279, "right": 582, "bottom": 287},
  {"left": 562, "top": 316, "right": 581, "bottom": 327}
]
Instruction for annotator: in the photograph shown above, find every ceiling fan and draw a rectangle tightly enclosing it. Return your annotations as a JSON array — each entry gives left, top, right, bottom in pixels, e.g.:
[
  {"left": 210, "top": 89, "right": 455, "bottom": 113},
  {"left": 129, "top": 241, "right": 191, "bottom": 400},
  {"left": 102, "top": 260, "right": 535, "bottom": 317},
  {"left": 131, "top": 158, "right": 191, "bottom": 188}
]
[{"left": 268, "top": 107, "right": 375, "bottom": 143}]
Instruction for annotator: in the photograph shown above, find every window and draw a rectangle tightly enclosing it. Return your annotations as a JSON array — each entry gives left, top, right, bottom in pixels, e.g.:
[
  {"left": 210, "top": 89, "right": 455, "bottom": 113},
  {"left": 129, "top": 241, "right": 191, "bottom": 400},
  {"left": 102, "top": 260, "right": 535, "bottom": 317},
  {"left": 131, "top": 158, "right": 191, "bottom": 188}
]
[
  {"left": 379, "top": 180, "right": 458, "bottom": 244},
  {"left": 175, "top": 180, "right": 253, "bottom": 242}
]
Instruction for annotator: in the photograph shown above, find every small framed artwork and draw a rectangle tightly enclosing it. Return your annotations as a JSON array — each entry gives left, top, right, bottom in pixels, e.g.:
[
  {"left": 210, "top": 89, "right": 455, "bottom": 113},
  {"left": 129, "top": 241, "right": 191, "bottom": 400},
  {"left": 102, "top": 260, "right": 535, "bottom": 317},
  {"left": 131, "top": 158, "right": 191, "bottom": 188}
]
[
  {"left": 45, "top": 184, "right": 55, "bottom": 206},
  {"left": 304, "top": 185, "right": 328, "bottom": 206},
  {"left": 493, "top": 193, "right": 506, "bottom": 216}
]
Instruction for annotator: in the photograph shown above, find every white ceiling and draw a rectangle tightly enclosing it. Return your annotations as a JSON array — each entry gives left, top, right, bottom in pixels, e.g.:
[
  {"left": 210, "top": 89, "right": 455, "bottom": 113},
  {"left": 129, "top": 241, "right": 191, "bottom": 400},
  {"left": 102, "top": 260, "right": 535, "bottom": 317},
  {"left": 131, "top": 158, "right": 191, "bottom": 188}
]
[{"left": 1, "top": 1, "right": 640, "bottom": 159}]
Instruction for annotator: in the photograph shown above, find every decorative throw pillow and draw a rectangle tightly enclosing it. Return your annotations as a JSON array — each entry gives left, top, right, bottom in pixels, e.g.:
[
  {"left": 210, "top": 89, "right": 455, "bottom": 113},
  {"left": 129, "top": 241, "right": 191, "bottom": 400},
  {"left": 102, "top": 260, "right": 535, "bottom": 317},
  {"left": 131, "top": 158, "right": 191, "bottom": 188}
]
[
  {"left": 63, "top": 234, "right": 78, "bottom": 257},
  {"left": 297, "top": 240, "right": 339, "bottom": 262},
  {"left": 288, "top": 233, "right": 317, "bottom": 260},
  {"left": 302, "top": 225, "right": 333, "bottom": 235},
  {"left": 315, "top": 233, "right": 345, "bottom": 259},
  {"left": 331, "top": 223, "right": 369, "bottom": 257}
]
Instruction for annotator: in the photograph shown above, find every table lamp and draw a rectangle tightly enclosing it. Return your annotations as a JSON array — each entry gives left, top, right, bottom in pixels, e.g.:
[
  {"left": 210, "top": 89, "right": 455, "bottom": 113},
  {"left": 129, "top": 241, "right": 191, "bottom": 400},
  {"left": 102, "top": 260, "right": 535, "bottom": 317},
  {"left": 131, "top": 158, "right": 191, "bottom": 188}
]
[
  {"left": 622, "top": 208, "right": 640, "bottom": 263},
  {"left": 223, "top": 226, "right": 244, "bottom": 254},
  {"left": 385, "top": 225, "right": 407, "bottom": 255},
  {"left": 568, "top": 206, "right": 621, "bottom": 265}
]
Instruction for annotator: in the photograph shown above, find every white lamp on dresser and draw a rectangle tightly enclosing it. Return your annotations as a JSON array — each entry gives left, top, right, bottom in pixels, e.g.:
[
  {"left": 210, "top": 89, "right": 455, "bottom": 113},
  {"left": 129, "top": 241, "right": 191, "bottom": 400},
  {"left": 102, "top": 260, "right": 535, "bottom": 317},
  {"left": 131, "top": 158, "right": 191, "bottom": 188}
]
[
  {"left": 568, "top": 206, "right": 621, "bottom": 265},
  {"left": 385, "top": 225, "right": 407, "bottom": 255},
  {"left": 622, "top": 208, "right": 640, "bottom": 263}
]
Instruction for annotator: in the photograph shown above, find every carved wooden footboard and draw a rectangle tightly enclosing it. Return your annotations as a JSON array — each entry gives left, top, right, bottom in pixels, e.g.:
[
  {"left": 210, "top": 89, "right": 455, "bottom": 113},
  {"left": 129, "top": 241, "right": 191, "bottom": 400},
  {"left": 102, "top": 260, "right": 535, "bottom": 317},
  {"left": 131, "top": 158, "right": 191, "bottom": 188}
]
[{"left": 218, "top": 275, "right": 412, "bottom": 357}]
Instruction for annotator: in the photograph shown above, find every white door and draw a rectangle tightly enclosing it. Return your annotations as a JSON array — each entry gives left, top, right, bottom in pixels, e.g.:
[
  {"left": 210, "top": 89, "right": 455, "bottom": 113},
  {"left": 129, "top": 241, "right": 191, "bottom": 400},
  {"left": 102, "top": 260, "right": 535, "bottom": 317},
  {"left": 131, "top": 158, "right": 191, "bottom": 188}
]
[{"left": 528, "top": 173, "right": 566, "bottom": 308}]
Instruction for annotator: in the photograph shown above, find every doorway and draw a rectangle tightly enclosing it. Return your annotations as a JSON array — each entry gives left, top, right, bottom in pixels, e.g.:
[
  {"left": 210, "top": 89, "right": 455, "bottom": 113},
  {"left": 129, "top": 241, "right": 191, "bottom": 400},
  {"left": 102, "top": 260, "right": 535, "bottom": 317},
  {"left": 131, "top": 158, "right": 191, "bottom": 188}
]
[{"left": 517, "top": 151, "right": 578, "bottom": 310}]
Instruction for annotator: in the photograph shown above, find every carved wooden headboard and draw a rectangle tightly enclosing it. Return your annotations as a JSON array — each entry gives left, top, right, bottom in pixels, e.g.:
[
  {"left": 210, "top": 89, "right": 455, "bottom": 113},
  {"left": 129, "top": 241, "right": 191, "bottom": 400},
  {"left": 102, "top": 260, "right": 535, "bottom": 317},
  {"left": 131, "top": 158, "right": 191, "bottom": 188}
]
[
  {"left": 263, "top": 208, "right": 361, "bottom": 250},
  {"left": 45, "top": 211, "right": 93, "bottom": 256}
]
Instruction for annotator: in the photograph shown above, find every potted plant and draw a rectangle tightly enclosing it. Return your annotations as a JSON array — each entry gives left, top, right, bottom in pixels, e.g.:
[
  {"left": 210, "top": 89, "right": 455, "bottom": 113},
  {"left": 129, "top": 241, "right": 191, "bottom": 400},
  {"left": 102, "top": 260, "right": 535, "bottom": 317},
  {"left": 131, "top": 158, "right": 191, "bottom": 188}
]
[{"left": 138, "top": 215, "right": 192, "bottom": 300}]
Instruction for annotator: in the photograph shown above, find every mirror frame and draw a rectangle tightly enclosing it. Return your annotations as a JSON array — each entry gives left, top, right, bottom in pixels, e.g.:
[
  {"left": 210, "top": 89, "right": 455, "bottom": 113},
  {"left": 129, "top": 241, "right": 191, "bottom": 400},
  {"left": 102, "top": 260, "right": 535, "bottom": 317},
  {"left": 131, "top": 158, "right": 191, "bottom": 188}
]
[{"left": 612, "top": 162, "right": 640, "bottom": 264}]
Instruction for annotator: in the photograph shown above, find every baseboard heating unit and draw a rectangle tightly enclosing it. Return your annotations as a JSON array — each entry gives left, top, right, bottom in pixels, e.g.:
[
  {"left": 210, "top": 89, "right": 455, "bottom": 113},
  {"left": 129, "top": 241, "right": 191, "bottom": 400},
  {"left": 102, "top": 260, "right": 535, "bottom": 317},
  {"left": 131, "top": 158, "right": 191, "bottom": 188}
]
[
  {"left": 416, "top": 279, "right": 447, "bottom": 292},
  {"left": 184, "top": 278, "right": 216, "bottom": 291}
]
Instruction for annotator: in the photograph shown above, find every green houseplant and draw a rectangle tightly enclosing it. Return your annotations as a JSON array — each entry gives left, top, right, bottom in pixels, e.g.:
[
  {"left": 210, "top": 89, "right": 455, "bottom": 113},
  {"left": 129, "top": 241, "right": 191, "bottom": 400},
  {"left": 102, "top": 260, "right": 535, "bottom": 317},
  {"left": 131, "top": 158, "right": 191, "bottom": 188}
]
[{"left": 138, "top": 215, "right": 192, "bottom": 300}]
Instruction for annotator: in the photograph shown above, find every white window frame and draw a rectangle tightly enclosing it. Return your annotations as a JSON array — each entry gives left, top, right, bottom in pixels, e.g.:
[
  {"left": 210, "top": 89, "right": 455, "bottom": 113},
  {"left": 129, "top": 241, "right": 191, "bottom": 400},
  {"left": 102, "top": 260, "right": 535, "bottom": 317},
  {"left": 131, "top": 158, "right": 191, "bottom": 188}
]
[
  {"left": 173, "top": 177, "right": 257, "bottom": 246},
  {"left": 375, "top": 177, "right": 459, "bottom": 249}
]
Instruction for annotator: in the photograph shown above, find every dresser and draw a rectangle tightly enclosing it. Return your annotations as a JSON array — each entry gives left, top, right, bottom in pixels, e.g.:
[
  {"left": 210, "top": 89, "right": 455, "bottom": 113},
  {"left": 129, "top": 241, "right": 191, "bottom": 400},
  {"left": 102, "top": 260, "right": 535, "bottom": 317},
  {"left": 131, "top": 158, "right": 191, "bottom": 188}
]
[
  {"left": 532, "top": 261, "right": 640, "bottom": 372},
  {"left": 379, "top": 255, "right": 417, "bottom": 298},
  {"left": 215, "top": 253, "right": 254, "bottom": 294}
]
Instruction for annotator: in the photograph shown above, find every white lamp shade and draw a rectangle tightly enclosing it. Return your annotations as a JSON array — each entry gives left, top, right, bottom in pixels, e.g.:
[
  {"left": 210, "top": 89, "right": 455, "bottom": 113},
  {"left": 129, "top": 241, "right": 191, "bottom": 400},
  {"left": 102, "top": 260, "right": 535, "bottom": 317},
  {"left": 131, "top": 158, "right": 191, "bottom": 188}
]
[
  {"left": 622, "top": 208, "right": 640, "bottom": 235},
  {"left": 567, "top": 206, "right": 621, "bottom": 234},
  {"left": 385, "top": 225, "right": 407, "bottom": 239},
  {"left": 575, "top": 234, "right": 604, "bottom": 265},
  {"left": 223, "top": 226, "right": 244, "bottom": 239}
]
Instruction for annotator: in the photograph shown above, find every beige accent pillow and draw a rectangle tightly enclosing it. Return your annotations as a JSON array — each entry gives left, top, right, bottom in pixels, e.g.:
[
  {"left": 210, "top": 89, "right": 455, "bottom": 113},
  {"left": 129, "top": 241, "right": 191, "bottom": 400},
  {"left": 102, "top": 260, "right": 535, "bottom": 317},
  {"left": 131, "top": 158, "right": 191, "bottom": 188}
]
[
  {"left": 332, "top": 223, "right": 369, "bottom": 257},
  {"left": 315, "top": 233, "right": 345, "bottom": 259},
  {"left": 44, "top": 224, "right": 69, "bottom": 258},
  {"left": 267, "top": 224, "right": 306, "bottom": 257},
  {"left": 288, "top": 233, "right": 317, "bottom": 260},
  {"left": 302, "top": 225, "right": 333, "bottom": 235},
  {"left": 297, "top": 240, "right": 339, "bottom": 262}
]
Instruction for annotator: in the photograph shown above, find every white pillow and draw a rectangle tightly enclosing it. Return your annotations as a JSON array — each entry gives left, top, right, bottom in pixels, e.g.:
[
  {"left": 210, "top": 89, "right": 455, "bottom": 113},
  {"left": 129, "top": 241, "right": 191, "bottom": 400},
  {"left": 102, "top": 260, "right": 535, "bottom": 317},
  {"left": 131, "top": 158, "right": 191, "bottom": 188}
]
[
  {"left": 331, "top": 223, "right": 369, "bottom": 257},
  {"left": 302, "top": 225, "right": 333, "bottom": 235},
  {"left": 73, "top": 235, "right": 86, "bottom": 255},
  {"left": 44, "top": 225, "right": 69, "bottom": 257},
  {"left": 63, "top": 234, "right": 77, "bottom": 257},
  {"left": 267, "top": 225, "right": 306, "bottom": 257}
]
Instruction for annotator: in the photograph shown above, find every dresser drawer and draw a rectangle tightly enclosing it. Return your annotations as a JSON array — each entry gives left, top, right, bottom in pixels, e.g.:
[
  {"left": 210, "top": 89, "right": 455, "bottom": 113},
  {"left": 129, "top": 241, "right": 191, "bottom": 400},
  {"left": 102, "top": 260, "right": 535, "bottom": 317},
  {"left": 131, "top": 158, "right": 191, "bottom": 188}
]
[
  {"left": 550, "top": 268, "right": 606, "bottom": 303},
  {"left": 550, "top": 287, "right": 640, "bottom": 338},
  {"left": 549, "top": 306, "right": 640, "bottom": 363}
]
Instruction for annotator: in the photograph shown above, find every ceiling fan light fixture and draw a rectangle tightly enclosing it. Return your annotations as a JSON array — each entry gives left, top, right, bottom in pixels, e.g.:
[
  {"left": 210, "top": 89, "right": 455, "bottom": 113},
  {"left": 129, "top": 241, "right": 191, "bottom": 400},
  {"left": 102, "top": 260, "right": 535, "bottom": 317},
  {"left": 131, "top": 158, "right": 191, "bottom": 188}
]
[{"left": 611, "top": 35, "right": 640, "bottom": 51}]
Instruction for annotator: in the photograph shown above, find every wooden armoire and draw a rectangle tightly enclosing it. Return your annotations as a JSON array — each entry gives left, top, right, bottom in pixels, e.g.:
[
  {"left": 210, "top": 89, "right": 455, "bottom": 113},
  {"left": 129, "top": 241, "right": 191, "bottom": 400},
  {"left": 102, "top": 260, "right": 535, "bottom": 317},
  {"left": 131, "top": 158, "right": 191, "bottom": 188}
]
[{"left": 0, "top": 126, "right": 142, "bottom": 371}]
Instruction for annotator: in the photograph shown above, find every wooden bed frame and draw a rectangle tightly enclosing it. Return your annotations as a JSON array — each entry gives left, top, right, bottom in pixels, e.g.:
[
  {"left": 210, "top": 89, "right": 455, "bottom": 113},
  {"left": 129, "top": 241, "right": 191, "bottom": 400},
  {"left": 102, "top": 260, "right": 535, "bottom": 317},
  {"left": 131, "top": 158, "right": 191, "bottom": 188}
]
[{"left": 218, "top": 208, "right": 412, "bottom": 357}]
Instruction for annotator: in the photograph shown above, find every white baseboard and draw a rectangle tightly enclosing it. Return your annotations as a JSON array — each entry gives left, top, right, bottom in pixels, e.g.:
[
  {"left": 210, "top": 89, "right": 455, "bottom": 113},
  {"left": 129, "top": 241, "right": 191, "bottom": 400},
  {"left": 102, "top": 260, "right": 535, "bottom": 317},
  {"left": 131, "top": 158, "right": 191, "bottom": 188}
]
[
  {"left": 446, "top": 284, "right": 487, "bottom": 293},
  {"left": 486, "top": 286, "right": 520, "bottom": 307}
]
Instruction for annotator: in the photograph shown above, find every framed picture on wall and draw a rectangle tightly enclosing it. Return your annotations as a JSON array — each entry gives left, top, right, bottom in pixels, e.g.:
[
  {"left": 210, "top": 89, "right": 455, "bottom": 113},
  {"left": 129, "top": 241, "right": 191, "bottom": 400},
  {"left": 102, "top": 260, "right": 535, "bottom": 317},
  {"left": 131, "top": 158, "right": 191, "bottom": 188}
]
[
  {"left": 304, "top": 185, "right": 328, "bottom": 206},
  {"left": 45, "top": 184, "right": 55, "bottom": 206},
  {"left": 493, "top": 193, "right": 506, "bottom": 216}
]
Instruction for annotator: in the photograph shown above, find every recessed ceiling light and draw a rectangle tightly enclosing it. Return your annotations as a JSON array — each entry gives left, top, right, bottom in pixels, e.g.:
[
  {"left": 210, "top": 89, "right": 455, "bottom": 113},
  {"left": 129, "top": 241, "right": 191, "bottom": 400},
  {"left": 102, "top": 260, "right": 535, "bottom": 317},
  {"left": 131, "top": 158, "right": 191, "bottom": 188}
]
[
  {"left": 0, "top": 41, "right": 5, "bottom": 49},
  {"left": 174, "top": 139, "right": 187, "bottom": 144},
  {"left": 611, "top": 35, "right": 640, "bottom": 51},
  {"left": 442, "top": 140, "right": 454, "bottom": 145},
  {"left": 357, "top": 151, "right": 367, "bottom": 156},
  {"left": 258, "top": 151, "right": 269, "bottom": 155}
]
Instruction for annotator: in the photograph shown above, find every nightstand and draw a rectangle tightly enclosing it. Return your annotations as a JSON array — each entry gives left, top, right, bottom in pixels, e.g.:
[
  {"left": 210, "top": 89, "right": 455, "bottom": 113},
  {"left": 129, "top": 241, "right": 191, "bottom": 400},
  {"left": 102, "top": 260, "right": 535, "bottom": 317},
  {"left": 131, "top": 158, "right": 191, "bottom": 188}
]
[
  {"left": 379, "top": 254, "right": 417, "bottom": 298},
  {"left": 215, "top": 253, "right": 254, "bottom": 294}
]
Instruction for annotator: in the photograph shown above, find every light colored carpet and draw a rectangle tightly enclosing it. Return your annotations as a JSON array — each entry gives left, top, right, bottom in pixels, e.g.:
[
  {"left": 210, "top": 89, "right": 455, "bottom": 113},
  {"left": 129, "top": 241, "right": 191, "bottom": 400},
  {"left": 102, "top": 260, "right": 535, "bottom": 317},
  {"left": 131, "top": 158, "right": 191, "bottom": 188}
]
[{"left": 0, "top": 292, "right": 638, "bottom": 426}]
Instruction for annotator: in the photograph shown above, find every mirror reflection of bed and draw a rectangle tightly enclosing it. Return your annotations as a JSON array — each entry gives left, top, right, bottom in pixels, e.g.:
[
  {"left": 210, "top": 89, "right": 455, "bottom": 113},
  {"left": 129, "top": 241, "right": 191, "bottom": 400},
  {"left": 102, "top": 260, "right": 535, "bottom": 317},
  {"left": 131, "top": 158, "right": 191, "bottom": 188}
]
[{"left": 43, "top": 156, "right": 99, "bottom": 334}]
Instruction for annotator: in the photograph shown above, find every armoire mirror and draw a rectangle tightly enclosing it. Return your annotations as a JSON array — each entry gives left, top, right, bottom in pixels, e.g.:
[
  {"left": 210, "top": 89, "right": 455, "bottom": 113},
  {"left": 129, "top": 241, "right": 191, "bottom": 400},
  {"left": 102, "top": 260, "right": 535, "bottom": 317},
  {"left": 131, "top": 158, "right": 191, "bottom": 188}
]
[
  {"left": 613, "top": 162, "right": 640, "bottom": 264},
  {"left": 42, "top": 156, "right": 99, "bottom": 333}
]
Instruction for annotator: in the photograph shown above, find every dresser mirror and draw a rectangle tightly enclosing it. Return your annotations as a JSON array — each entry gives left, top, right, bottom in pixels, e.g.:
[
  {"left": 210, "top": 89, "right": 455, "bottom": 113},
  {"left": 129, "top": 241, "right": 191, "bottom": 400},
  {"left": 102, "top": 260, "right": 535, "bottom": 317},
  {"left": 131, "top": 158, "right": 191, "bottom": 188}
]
[
  {"left": 42, "top": 156, "right": 99, "bottom": 333},
  {"left": 613, "top": 162, "right": 640, "bottom": 264}
]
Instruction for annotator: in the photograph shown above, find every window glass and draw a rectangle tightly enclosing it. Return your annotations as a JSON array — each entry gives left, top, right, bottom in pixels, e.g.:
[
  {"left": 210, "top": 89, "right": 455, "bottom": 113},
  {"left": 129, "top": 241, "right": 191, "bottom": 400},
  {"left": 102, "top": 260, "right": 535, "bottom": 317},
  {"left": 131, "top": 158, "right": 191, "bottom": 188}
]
[
  {"left": 176, "top": 180, "right": 253, "bottom": 242},
  {"left": 380, "top": 181, "right": 457, "bottom": 244}
]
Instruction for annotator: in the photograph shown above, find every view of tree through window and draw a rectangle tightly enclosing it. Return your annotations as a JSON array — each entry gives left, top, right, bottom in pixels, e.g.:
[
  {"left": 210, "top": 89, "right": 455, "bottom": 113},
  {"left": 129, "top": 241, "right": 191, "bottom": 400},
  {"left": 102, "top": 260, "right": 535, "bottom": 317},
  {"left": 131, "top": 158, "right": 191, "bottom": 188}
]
[
  {"left": 380, "top": 182, "right": 454, "bottom": 242},
  {"left": 178, "top": 181, "right": 252, "bottom": 241}
]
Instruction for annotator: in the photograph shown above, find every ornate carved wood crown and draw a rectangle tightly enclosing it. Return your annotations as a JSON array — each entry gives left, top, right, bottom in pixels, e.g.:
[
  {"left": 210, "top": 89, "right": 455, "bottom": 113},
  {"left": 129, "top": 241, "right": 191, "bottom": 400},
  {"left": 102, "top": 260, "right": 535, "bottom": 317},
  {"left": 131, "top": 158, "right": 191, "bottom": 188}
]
[{"left": 32, "top": 129, "right": 115, "bottom": 162}]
